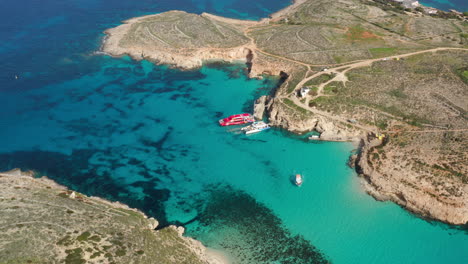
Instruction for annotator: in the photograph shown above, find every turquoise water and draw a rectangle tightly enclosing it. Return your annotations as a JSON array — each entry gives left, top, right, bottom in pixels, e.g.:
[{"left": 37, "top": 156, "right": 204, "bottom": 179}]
[
  {"left": 0, "top": 0, "right": 467, "bottom": 263},
  {"left": 420, "top": 0, "right": 467, "bottom": 11},
  {"left": 1, "top": 56, "right": 467, "bottom": 263}
]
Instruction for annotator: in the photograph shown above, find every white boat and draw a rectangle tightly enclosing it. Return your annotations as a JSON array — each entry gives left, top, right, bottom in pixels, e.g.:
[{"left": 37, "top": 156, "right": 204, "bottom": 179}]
[
  {"left": 241, "top": 121, "right": 271, "bottom": 135},
  {"left": 295, "top": 174, "right": 303, "bottom": 186},
  {"left": 309, "top": 135, "right": 320, "bottom": 140}
]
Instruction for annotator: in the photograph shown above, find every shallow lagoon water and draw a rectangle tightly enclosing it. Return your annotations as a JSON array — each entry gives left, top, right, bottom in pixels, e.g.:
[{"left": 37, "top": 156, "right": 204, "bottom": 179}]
[
  {"left": 420, "top": 0, "right": 467, "bottom": 11},
  {"left": 0, "top": 0, "right": 467, "bottom": 263}
]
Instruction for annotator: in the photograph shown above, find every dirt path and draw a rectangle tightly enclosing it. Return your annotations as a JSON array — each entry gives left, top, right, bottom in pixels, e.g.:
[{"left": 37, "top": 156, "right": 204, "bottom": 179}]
[
  {"left": 292, "top": 47, "right": 468, "bottom": 95},
  {"left": 241, "top": 16, "right": 468, "bottom": 96},
  {"left": 264, "top": 47, "right": 468, "bottom": 134},
  {"left": 384, "top": 128, "right": 468, "bottom": 134},
  {"left": 288, "top": 95, "right": 376, "bottom": 132}
]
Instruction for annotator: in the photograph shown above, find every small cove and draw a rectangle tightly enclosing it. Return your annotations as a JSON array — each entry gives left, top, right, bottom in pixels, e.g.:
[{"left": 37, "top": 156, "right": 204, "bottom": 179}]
[{"left": 0, "top": 0, "right": 467, "bottom": 263}]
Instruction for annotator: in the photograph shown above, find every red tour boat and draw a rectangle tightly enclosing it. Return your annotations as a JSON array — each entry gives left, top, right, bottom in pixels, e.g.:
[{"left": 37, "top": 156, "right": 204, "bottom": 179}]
[{"left": 219, "top": 113, "right": 255, "bottom": 126}]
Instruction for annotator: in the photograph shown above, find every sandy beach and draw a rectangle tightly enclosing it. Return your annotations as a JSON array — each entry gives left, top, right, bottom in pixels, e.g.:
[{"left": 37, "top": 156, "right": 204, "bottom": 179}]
[{"left": 206, "top": 248, "right": 232, "bottom": 264}]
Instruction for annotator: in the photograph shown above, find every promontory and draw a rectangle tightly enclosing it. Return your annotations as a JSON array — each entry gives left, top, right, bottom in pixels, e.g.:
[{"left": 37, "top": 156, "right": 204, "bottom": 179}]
[{"left": 0, "top": 169, "right": 226, "bottom": 263}]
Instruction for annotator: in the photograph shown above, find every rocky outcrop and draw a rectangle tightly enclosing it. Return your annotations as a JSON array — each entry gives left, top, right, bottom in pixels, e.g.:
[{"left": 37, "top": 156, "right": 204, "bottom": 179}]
[
  {"left": 267, "top": 98, "right": 318, "bottom": 133},
  {"left": 355, "top": 136, "right": 468, "bottom": 225},
  {"left": 266, "top": 98, "right": 361, "bottom": 141},
  {"left": 148, "top": 217, "right": 159, "bottom": 230},
  {"left": 253, "top": 95, "right": 270, "bottom": 120},
  {"left": 315, "top": 117, "right": 361, "bottom": 141},
  {"left": 102, "top": 11, "right": 256, "bottom": 71}
]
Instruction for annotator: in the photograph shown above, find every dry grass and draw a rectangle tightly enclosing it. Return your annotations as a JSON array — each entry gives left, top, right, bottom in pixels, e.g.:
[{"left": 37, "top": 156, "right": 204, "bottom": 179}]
[{"left": 0, "top": 170, "right": 205, "bottom": 264}]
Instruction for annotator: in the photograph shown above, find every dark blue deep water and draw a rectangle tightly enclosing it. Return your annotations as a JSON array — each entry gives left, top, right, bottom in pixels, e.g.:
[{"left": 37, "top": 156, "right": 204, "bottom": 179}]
[{"left": 0, "top": 1, "right": 467, "bottom": 263}]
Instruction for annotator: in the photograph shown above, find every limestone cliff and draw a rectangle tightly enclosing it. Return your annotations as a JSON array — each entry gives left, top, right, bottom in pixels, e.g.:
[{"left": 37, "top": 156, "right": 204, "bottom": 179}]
[{"left": 355, "top": 136, "right": 468, "bottom": 225}]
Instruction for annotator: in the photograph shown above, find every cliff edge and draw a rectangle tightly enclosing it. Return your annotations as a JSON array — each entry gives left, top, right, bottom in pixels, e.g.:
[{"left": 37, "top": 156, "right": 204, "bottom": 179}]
[
  {"left": 0, "top": 169, "right": 226, "bottom": 264},
  {"left": 101, "top": 0, "right": 468, "bottom": 225}
]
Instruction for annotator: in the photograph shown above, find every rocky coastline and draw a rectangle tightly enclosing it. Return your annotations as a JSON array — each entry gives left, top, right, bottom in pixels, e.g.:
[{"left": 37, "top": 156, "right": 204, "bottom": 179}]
[
  {"left": 100, "top": 1, "right": 307, "bottom": 76},
  {"left": 254, "top": 75, "right": 467, "bottom": 225},
  {"left": 101, "top": 0, "right": 468, "bottom": 226},
  {"left": 102, "top": 11, "right": 256, "bottom": 70},
  {"left": 353, "top": 136, "right": 468, "bottom": 225},
  {"left": 0, "top": 169, "right": 229, "bottom": 263},
  {"left": 254, "top": 95, "right": 363, "bottom": 141}
]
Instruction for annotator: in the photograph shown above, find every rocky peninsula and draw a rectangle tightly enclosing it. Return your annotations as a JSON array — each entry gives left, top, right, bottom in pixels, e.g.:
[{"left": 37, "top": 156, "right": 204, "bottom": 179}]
[
  {"left": 102, "top": 0, "right": 468, "bottom": 225},
  {"left": 0, "top": 169, "right": 228, "bottom": 263}
]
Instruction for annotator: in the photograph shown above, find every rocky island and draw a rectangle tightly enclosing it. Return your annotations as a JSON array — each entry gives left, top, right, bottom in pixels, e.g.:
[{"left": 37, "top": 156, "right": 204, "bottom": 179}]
[
  {"left": 0, "top": 169, "right": 226, "bottom": 263},
  {"left": 102, "top": 0, "right": 468, "bottom": 225}
]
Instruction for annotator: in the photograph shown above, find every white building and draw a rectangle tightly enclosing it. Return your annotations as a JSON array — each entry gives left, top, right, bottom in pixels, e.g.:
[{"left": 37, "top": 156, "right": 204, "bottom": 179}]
[
  {"left": 395, "top": 0, "right": 420, "bottom": 9},
  {"left": 300, "top": 87, "right": 310, "bottom": 98},
  {"left": 425, "top": 8, "right": 438, "bottom": 14}
]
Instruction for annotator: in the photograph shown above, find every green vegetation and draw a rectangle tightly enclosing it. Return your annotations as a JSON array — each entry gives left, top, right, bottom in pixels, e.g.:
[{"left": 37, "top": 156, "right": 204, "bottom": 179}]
[
  {"left": 77, "top": 232, "right": 91, "bottom": 242},
  {"left": 388, "top": 88, "right": 408, "bottom": 99},
  {"left": 376, "top": 120, "right": 388, "bottom": 130},
  {"left": 89, "top": 235, "right": 101, "bottom": 242},
  {"left": 65, "top": 248, "right": 85, "bottom": 264},
  {"left": 115, "top": 248, "right": 127, "bottom": 257},
  {"left": 115, "top": 208, "right": 145, "bottom": 219},
  {"left": 455, "top": 66, "right": 468, "bottom": 84},
  {"left": 283, "top": 98, "right": 308, "bottom": 115},
  {"left": 287, "top": 67, "right": 308, "bottom": 93},
  {"left": 308, "top": 86, "right": 319, "bottom": 96},
  {"left": 323, "top": 81, "right": 344, "bottom": 94},
  {"left": 304, "top": 73, "right": 335, "bottom": 87},
  {"left": 369, "top": 47, "right": 397, "bottom": 58},
  {"left": 366, "top": 0, "right": 406, "bottom": 14}
]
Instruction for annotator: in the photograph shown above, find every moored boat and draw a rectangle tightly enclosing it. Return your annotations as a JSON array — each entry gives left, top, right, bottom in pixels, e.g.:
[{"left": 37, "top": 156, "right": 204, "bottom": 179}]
[
  {"left": 219, "top": 113, "right": 255, "bottom": 126},
  {"left": 295, "top": 174, "right": 303, "bottom": 186},
  {"left": 241, "top": 121, "right": 271, "bottom": 134}
]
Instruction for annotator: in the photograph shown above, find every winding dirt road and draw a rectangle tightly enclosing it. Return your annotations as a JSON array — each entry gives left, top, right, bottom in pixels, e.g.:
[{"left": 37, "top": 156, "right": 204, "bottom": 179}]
[{"left": 261, "top": 47, "right": 468, "bottom": 134}]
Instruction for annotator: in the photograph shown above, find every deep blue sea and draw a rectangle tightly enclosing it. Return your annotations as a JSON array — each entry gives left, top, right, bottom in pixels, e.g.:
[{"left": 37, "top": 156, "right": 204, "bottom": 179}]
[{"left": 0, "top": 0, "right": 467, "bottom": 263}]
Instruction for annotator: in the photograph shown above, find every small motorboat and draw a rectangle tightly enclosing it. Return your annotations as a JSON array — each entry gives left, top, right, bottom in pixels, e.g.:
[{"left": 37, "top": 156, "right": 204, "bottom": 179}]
[{"left": 295, "top": 174, "right": 303, "bottom": 186}]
